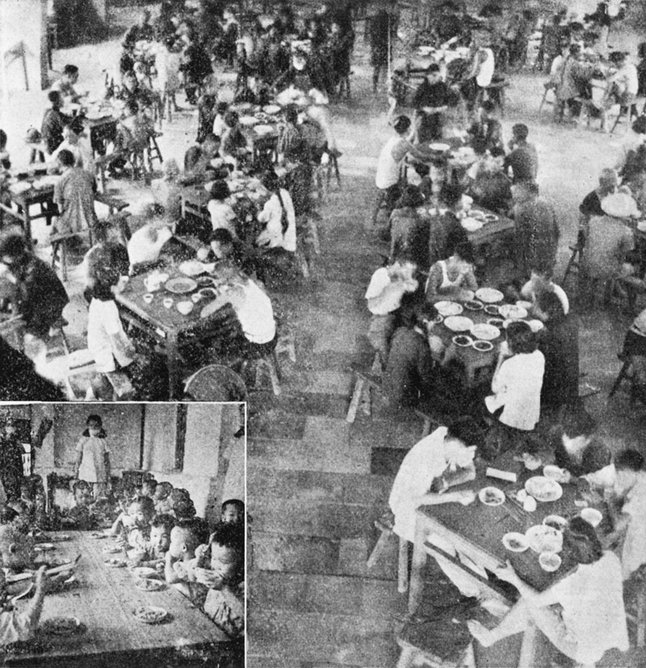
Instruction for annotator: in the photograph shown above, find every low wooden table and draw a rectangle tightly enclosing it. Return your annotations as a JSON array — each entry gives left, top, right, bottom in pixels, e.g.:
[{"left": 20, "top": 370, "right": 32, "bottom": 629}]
[
  {"left": 0, "top": 183, "right": 57, "bottom": 247},
  {"left": 5, "top": 531, "right": 243, "bottom": 667}
]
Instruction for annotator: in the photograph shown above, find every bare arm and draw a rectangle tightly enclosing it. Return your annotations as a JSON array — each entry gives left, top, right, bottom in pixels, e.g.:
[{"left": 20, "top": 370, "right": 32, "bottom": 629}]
[{"left": 74, "top": 450, "right": 83, "bottom": 477}]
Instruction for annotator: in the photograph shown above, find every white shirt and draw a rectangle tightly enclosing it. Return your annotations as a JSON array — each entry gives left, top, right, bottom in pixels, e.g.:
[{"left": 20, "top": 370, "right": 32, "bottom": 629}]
[
  {"left": 87, "top": 298, "right": 134, "bottom": 373},
  {"left": 520, "top": 280, "right": 570, "bottom": 315},
  {"left": 549, "top": 552, "right": 629, "bottom": 664},
  {"left": 389, "top": 427, "right": 449, "bottom": 542},
  {"left": 365, "top": 267, "right": 403, "bottom": 316},
  {"left": 213, "top": 114, "right": 227, "bottom": 138},
  {"left": 127, "top": 225, "right": 173, "bottom": 267},
  {"left": 76, "top": 434, "right": 110, "bottom": 483},
  {"left": 475, "top": 48, "right": 495, "bottom": 87},
  {"left": 256, "top": 189, "right": 296, "bottom": 252},
  {"left": 50, "top": 137, "right": 95, "bottom": 174},
  {"left": 619, "top": 472, "right": 646, "bottom": 579},
  {"left": 235, "top": 280, "right": 276, "bottom": 344},
  {"left": 485, "top": 350, "right": 545, "bottom": 430},
  {"left": 614, "top": 62, "right": 639, "bottom": 97},
  {"left": 207, "top": 200, "right": 237, "bottom": 235},
  {"left": 375, "top": 136, "right": 411, "bottom": 189}
]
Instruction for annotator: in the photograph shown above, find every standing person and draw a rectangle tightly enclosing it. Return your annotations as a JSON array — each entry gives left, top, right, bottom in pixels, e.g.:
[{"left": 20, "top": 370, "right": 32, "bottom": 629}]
[
  {"left": 412, "top": 64, "right": 451, "bottom": 143},
  {"left": 52, "top": 149, "right": 98, "bottom": 237},
  {"left": 554, "top": 43, "right": 584, "bottom": 122},
  {"left": 601, "top": 51, "right": 639, "bottom": 131},
  {"left": 74, "top": 415, "right": 111, "bottom": 499},
  {"left": 0, "top": 417, "right": 25, "bottom": 502},
  {"left": 511, "top": 181, "right": 560, "bottom": 282},
  {"left": 369, "top": 9, "right": 392, "bottom": 93},
  {"left": 40, "top": 92, "right": 70, "bottom": 155},
  {"left": 504, "top": 123, "right": 538, "bottom": 184}
]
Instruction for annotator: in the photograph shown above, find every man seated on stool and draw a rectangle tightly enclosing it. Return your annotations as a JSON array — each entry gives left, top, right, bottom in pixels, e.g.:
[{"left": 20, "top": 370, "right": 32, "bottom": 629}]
[{"left": 389, "top": 417, "right": 484, "bottom": 598}]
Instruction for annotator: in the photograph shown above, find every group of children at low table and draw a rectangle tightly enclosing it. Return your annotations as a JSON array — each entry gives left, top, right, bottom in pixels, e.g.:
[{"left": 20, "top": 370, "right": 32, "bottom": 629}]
[{"left": 0, "top": 467, "right": 246, "bottom": 647}]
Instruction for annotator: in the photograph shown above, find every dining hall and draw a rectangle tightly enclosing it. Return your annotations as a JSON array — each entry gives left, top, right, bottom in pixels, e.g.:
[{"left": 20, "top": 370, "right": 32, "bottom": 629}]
[{"left": 2, "top": 0, "right": 646, "bottom": 666}]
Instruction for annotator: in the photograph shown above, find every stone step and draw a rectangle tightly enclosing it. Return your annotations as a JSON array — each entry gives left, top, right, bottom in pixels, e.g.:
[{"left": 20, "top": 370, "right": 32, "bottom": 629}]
[{"left": 248, "top": 608, "right": 399, "bottom": 667}]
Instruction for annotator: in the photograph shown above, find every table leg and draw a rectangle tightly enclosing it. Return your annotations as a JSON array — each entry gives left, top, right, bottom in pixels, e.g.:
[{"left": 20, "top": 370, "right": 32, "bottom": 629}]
[
  {"left": 24, "top": 203, "right": 33, "bottom": 246},
  {"left": 518, "top": 620, "right": 538, "bottom": 667},
  {"left": 408, "top": 517, "right": 428, "bottom": 614},
  {"left": 166, "top": 333, "right": 180, "bottom": 400}
]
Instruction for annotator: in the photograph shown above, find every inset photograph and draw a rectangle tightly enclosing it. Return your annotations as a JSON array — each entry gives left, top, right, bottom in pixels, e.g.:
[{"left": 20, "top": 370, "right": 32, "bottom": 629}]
[{"left": 0, "top": 402, "right": 245, "bottom": 668}]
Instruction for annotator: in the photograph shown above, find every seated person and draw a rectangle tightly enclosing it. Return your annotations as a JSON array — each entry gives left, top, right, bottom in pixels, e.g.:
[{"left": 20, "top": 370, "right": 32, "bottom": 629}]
[
  {"left": 551, "top": 409, "right": 612, "bottom": 483},
  {"left": 467, "top": 518, "right": 629, "bottom": 666},
  {"left": 0, "top": 566, "right": 50, "bottom": 647},
  {"left": 220, "top": 111, "right": 248, "bottom": 162},
  {"left": 365, "top": 256, "right": 418, "bottom": 364},
  {"left": 110, "top": 495, "right": 135, "bottom": 541},
  {"left": 0, "top": 506, "right": 28, "bottom": 536},
  {"left": 425, "top": 242, "right": 478, "bottom": 303},
  {"left": 256, "top": 170, "right": 296, "bottom": 253},
  {"left": 125, "top": 496, "right": 155, "bottom": 551},
  {"left": 519, "top": 263, "right": 570, "bottom": 315},
  {"left": 169, "top": 488, "right": 197, "bottom": 521},
  {"left": 82, "top": 220, "right": 130, "bottom": 302},
  {"left": 504, "top": 123, "right": 538, "bottom": 184},
  {"left": 164, "top": 519, "right": 202, "bottom": 585},
  {"left": 427, "top": 184, "right": 469, "bottom": 266},
  {"left": 129, "top": 513, "right": 175, "bottom": 567},
  {"left": 127, "top": 210, "right": 174, "bottom": 271},
  {"left": 466, "top": 146, "right": 513, "bottom": 215},
  {"left": 207, "top": 180, "right": 237, "bottom": 235},
  {"left": 197, "top": 229, "right": 254, "bottom": 275},
  {"left": 389, "top": 186, "right": 428, "bottom": 271},
  {"left": 49, "top": 118, "right": 94, "bottom": 174},
  {"left": 183, "top": 133, "right": 222, "bottom": 178},
  {"left": 389, "top": 418, "right": 482, "bottom": 597},
  {"left": 65, "top": 480, "right": 98, "bottom": 530},
  {"left": 467, "top": 100, "right": 504, "bottom": 155},
  {"left": 51, "top": 64, "right": 84, "bottom": 105},
  {"left": 41, "top": 91, "right": 71, "bottom": 155},
  {"left": 220, "top": 499, "right": 245, "bottom": 529},
  {"left": 117, "top": 70, "right": 155, "bottom": 113},
  {"left": 384, "top": 304, "right": 436, "bottom": 409},
  {"left": 140, "top": 477, "right": 157, "bottom": 499},
  {"left": 153, "top": 481, "right": 174, "bottom": 516}
]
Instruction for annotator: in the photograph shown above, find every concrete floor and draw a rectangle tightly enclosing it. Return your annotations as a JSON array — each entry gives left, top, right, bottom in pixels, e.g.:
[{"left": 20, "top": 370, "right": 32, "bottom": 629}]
[{"left": 3, "top": 4, "right": 646, "bottom": 666}]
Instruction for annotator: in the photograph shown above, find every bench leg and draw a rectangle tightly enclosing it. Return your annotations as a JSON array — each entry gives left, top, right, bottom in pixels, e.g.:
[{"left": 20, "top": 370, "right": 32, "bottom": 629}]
[
  {"left": 346, "top": 377, "right": 366, "bottom": 423},
  {"left": 609, "top": 360, "right": 631, "bottom": 398},
  {"left": 367, "top": 530, "right": 391, "bottom": 569}
]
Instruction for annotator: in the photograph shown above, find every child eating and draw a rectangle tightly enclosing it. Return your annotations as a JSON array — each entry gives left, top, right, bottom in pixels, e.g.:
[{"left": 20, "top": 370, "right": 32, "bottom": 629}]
[
  {"left": 153, "top": 481, "right": 174, "bottom": 515},
  {"left": 220, "top": 499, "right": 245, "bottom": 528},
  {"left": 129, "top": 513, "right": 175, "bottom": 567},
  {"left": 125, "top": 496, "right": 155, "bottom": 551},
  {"left": 65, "top": 480, "right": 98, "bottom": 530},
  {"left": 164, "top": 519, "right": 202, "bottom": 586},
  {"left": 140, "top": 477, "right": 158, "bottom": 499},
  {"left": 0, "top": 565, "right": 50, "bottom": 646}
]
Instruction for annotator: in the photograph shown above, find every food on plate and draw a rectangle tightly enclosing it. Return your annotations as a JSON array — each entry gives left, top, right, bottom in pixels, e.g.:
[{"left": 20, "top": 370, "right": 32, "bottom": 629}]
[
  {"left": 478, "top": 486, "right": 504, "bottom": 506},
  {"left": 41, "top": 617, "right": 82, "bottom": 635},
  {"left": 539, "top": 552, "right": 562, "bottom": 572},
  {"left": 543, "top": 465, "right": 569, "bottom": 483},
  {"left": 525, "top": 476, "right": 563, "bottom": 502},
  {"left": 463, "top": 300, "right": 484, "bottom": 311},
  {"left": 133, "top": 605, "right": 169, "bottom": 624},
  {"left": 475, "top": 288, "right": 504, "bottom": 303},
  {"left": 543, "top": 515, "right": 568, "bottom": 532},
  {"left": 525, "top": 524, "right": 563, "bottom": 553},
  {"left": 453, "top": 335, "right": 472, "bottom": 347},
  {"left": 472, "top": 340, "right": 493, "bottom": 352},
  {"left": 135, "top": 578, "right": 166, "bottom": 592},
  {"left": 105, "top": 558, "right": 127, "bottom": 568},
  {"left": 470, "top": 323, "right": 500, "bottom": 340},
  {"left": 502, "top": 532, "right": 529, "bottom": 552},
  {"left": 434, "top": 301, "right": 463, "bottom": 317},
  {"left": 498, "top": 304, "right": 528, "bottom": 320},
  {"left": 443, "top": 316, "right": 474, "bottom": 332},
  {"left": 164, "top": 277, "right": 198, "bottom": 295}
]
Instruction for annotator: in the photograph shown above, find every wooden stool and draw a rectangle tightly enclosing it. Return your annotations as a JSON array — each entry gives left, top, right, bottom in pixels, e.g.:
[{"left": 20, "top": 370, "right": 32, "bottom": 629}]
[
  {"left": 538, "top": 81, "right": 556, "bottom": 114},
  {"left": 346, "top": 365, "right": 383, "bottom": 423},
  {"left": 50, "top": 229, "right": 93, "bottom": 282},
  {"left": 367, "top": 512, "right": 409, "bottom": 594},
  {"left": 562, "top": 244, "right": 582, "bottom": 283},
  {"left": 609, "top": 355, "right": 633, "bottom": 398},
  {"left": 242, "top": 352, "right": 282, "bottom": 395},
  {"left": 146, "top": 133, "right": 164, "bottom": 167},
  {"left": 610, "top": 103, "right": 639, "bottom": 135}
]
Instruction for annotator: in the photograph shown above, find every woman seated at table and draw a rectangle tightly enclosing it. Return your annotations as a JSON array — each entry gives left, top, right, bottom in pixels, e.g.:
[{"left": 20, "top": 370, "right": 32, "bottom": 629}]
[
  {"left": 0, "top": 229, "right": 69, "bottom": 376},
  {"left": 425, "top": 241, "right": 478, "bottom": 304},
  {"left": 427, "top": 183, "right": 470, "bottom": 266},
  {"left": 389, "top": 186, "right": 428, "bottom": 271},
  {"left": 220, "top": 111, "right": 248, "bottom": 164},
  {"left": 49, "top": 117, "right": 94, "bottom": 175},
  {"left": 467, "top": 517, "right": 629, "bottom": 668},
  {"left": 483, "top": 321, "right": 544, "bottom": 458},
  {"left": 518, "top": 262, "right": 570, "bottom": 315},
  {"left": 53, "top": 149, "right": 99, "bottom": 238},
  {"left": 207, "top": 180, "right": 237, "bottom": 236},
  {"left": 127, "top": 208, "right": 174, "bottom": 273},
  {"left": 256, "top": 169, "right": 296, "bottom": 253},
  {"left": 82, "top": 219, "right": 130, "bottom": 303}
]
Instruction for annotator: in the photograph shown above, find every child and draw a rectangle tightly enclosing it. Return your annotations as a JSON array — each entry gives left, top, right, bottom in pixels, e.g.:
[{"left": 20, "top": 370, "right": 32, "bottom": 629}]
[
  {"left": 169, "top": 488, "right": 197, "bottom": 521},
  {"left": 220, "top": 499, "right": 245, "bottom": 527},
  {"left": 126, "top": 496, "right": 155, "bottom": 552},
  {"left": 153, "top": 481, "right": 174, "bottom": 515},
  {"left": 74, "top": 415, "right": 112, "bottom": 498},
  {"left": 0, "top": 524, "right": 35, "bottom": 573},
  {"left": 65, "top": 480, "right": 98, "bottom": 530},
  {"left": 0, "top": 566, "right": 50, "bottom": 646},
  {"left": 129, "top": 513, "right": 175, "bottom": 567},
  {"left": 140, "top": 477, "right": 157, "bottom": 499},
  {"left": 110, "top": 492, "right": 135, "bottom": 541},
  {"left": 164, "top": 519, "right": 202, "bottom": 585},
  {"left": 207, "top": 180, "right": 237, "bottom": 235}
]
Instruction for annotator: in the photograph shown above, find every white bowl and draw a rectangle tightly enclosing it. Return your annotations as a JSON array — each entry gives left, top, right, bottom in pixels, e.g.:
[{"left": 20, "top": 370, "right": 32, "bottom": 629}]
[
  {"left": 177, "top": 301, "right": 193, "bottom": 315},
  {"left": 539, "top": 551, "right": 562, "bottom": 572},
  {"left": 580, "top": 508, "right": 603, "bottom": 528}
]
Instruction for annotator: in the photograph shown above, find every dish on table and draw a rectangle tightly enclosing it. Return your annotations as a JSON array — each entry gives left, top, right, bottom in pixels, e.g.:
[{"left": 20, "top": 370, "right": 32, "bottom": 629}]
[
  {"left": 452, "top": 334, "right": 473, "bottom": 347},
  {"left": 483, "top": 306, "right": 500, "bottom": 317},
  {"left": 179, "top": 260, "right": 206, "bottom": 276},
  {"left": 434, "top": 301, "right": 463, "bottom": 317},
  {"left": 463, "top": 300, "right": 484, "bottom": 311},
  {"left": 486, "top": 317, "right": 505, "bottom": 329},
  {"left": 470, "top": 323, "right": 501, "bottom": 341},
  {"left": 104, "top": 558, "right": 127, "bottom": 568},
  {"left": 542, "top": 515, "right": 568, "bottom": 532},
  {"left": 472, "top": 340, "right": 494, "bottom": 352},
  {"left": 177, "top": 300, "right": 194, "bottom": 315},
  {"left": 133, "top": 605, "right": 170, "bottom": 624},
  {"left": 103, "top": 545, "right": 122, "bottom": 555},
  {"left": 254, "top": 124, "right": 275, "bottom": 136},
  {"left": 33, "top": 543, "right": 55, "bottom": 552},
  {"left": 525, "top": 524, "right": 563, "bottom": 553},
  {"left": 525, "top": 476, "right": 563, "bottom": 502},
  {"left": 580, "top": 507, "right": 603, "bottom": 527},
  {"left": 164, "top": 277, "right": 198, "bottom": 295},
  {"left": 461, "top": 217, "right": 483, "bottom": 232},
  {"left": 498, "top": 304, "right": 528, "bottom": 320},
  {"left": 478, "top": 486, "right": 505, "bottom": 506},
  {"left": 263, "top": 104, "right": 281, "bottom": 115},
  {"left": 443, "top": 315, "right": 474, "bottom": 332},
  {"left": 198, "top": 288, "right": 217, "bottom": 300},
  {"left": 40, "top": 616, "right": 83, "bottom": 635},
  {"left": 543, "top": 465, "right": 569, "bottom": 483},
  {"left": 483, "top": 213, "right": 498, "bottom": 222},
  {"left": 132, "top": 566, "right": 158, "bottom": 579},
  {"left": 475, "top": 288, "right": 504, "bottom": 303},
  {"left": 539, "top": 552, "right": 562, "bottom": 572},
  {"left": 432, "top": 314, "right": 444, "bottom": 324},
  {"left": 502, "top": 532, "right": 529, "bottom": 552},
  {"left": 196, "top": 276, "right": 215, "bottom": 288},
  {"left": 428, "top": 142, "right": 451, "bottom": 152},
  {"left": 238, "top": 115, "right": 259, "bottom": 126},
  {"left": 527, "top": 319, "right": 544, "bottom": 333},
  {"left": 516, "top": 300, "right": 532, "bottom": 310},
  {"left": 135, "top": 578, "right": 166, "bottom": 592}
]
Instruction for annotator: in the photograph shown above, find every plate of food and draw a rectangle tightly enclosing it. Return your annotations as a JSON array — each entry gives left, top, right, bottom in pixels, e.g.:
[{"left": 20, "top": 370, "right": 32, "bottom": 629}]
[
  {"left": 498, "top": 304, "right": 528, "bottom": 320},
  {"left": 478, "top": 486, "right": 505, "bottom": 506},
  {"left": 132, "top": 566, "right": 158, "bottom": 579},
  {"left": 135, "top": 578, "right": 166, "bottom": 592},
  {"left": 580, "top": 508, "right": 603, "bottom": 527},
  {"left": 196, "top": 276, "right": 215, "bottom": 288},
  {"left": 483, "top": 305, "right": 500, "bottom": 316},
  {"left": 542, "top": 515, "right": 568, "bottom": 532},
  {"left": 502, "top": 532, "right": 529, "bottom": 552},
  {"left": 198, "top": 287, "right": 217, "bottom": 300},
  {"left": 452, "top": 334, "right": 473, "bottom": 347},
  {"left": 463, "top": 300, "right": 484, "bottom": 311},
  {"left": 444, "top": 316, "right": 474, "bottom": 333},
  {"left": 428, "top": 142, "right": 451, "bottom": 152},
  {"left": 543, "top": 465, "right": 569, "bottom": 483},
  {"left": 133, "top": 605, "right": 170, "bottom": 624},
  {"left": 539, "top": 551, "right": 562, "bottom": 572},
  {"left": 472, "top": 340, "right": 494, "bottom": 352},
  {"left": 238, "top": 115, "right": 259, "bottom": 126},
  {"left": 104, "top": 558, "right": 127, "bottom": 568},
  {"left": 525, "top": 524, "right": 563, "bottom": 553},
  {"left": 434, "top": 301, "right": 463, "bottom": 317},
  {"left": 178, "top": 260, "right": 206, "bottom": 277},
  {"left": 476, "top": 288, "right": 504, "bottom": 304},
  {"left": 254, "top": 124, "right": 275, "bottom": 136},
  {"left": 263, "top": 104, "right": 281, "bottom": 115},
  {"left": 34, "top": 543, "right": 55, "bottom": 552},
  {"left": 40, "top": 616, "right": 83, "bottom": 636},
  {"left": 483, "top": 213, "right": 498, "bottom": 223},
  {"left": 164, "top": 277, "right": 198, "bottom": 295},
  {"left": 461, "top": 217, "right": 483, "bottom": 233},
  {"left": 470, "top": 323, "right": 500, "bottom": 341},
  {"left": 525, "top": 476, "right": 563, "bottom": 503},
  {"left": 103, "top": 545, "right": 122, "bottom": 555},
  {"left": 486, "top": 317, "right": 505, "bottom": 329}
]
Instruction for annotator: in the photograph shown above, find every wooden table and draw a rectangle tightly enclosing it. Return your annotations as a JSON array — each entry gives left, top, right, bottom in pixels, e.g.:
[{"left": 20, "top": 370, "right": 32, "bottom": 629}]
[
  {"left": 408, "top": 450, "right": 599, "bottom": 616},
  {"left": 0, "top": 183, "right": 58, "bottom": 247},
  {"left": 115, "top": 258, "right": 245, "bottom": 399},
  {"left": 5, "top": 531, "right": 243, "bottom": 667}
]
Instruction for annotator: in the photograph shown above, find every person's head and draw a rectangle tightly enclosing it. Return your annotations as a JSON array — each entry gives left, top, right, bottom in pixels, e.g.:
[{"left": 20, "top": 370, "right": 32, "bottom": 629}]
[
  {"left": 215, "top": 101, "right": 229, "bottom": 117},
  {"left": 62, "top": 64, "right": 79, "bottom": 84},
  {"left": 56, "top": 148, "right": 76, "bottom": 172},
  {"left": 425, "top": 63, "right": 441, "bottom": 84},
  {"left": 511, "top": 180, "right": 539, "bottom": 204},
  {"left": 387, "top": 254, "right": 417, "bottom": 281},
  {"left": 261, "top": 169, "right": 280, "bottom": 193},
  {"left": 141, "top": 478, "right": 157, "bottom": 498},
  {"left": 452, "top": 241, "right": 475, "bottom": 268},
  {"left": 202, "top": 133, "right": 221, "bottom": 157},
  {"left": 396, "top": 185, "right": 424, "bottom": 209},
  {"left": 283, "top": 104, "right": 299, "bottom": 126},
  {"left": 221, "top": 499, "right": 245, "bottom": 525},
  {"left": 128, "top": 496, "right": 155, "bottom": 529},
  {"left": 479, "top": 99, "right": 496, "bottom": 119},
  {"left": 122, "top": 70, "right": 137, "bottom": 91},
  {"left": 168, "top": 519, "right": 201, "bottom": 560},
  {"left": 414, "top": 302, "right": 438, "bottom": 332},
  {"left": 614, "top": 449, "right": 645, "bottom": 495},
  {"left": 0, "top": 525, "right": 33, "bottom": 571},
  {"left": 209, "top": 179, "right": 230, "bottom": 202},
  {"left": 86, "top": 414, "right": 103, "bottom": 436},
  {"left": 170, "top": 489, "right": 196, "bottom": 520},
  {"left": 73, "top": 480, "right": 93, "bottom": 507},
  {"left": 0, "top": 129, "right": 7, "bottom": 151},
  {"left": 505, "top": 320, "right": 537, "bottom": 355},
  {"left": 393, "top": 115, "right": 411, "bottom": 136},
  {"left": 569, "top": 43, "right": 582, "bottom": 58},
  {"left": 139, "top": 8, "right": 151, "bottom": 26},
  {"left": 0, "top": 231, "right": 29, "bottom": 277},
  {"left": 149, "top": 514, "right": 175, "bottom": 554},
  {"left": 48, "top": 90, "right": 62, "bottom": 109},
  {"left": 223, "top": 111, "right": 239, "bottom": 130},
  {"left": 563, "top": 516, "right": 603, "bottom": 565},
  {"left": 64, "top": 117, "right": 84, "bottom": 144},
  {"left": 6, "top": 501, "right": 30, "bottom": 533},
  {"left": 3, "top": 416, "right": 17, "bottom": 436},
  {"left": 598, "top": 168, "right": 618, "bottom": 195},
  {"left": 208, "top": 522, "right": 244, "bottom": 583},
  {"left": 534, "top": 289, "right": 565, "bottom": 323},
  {"left": 154, "top": 481, "right": 173, "bottom": 502},
  {"left": 561, "top": 408, "right": 596, "bottom": 451},
  {"left": 529, "top": 261, "right": 553, "bottom": 287},
  {"left": 443, "top": 417, "right": 482, "bottom": 470},
  {"left": 512, "top": 123, "right": 529, "bottom": 143},
  {"left": 441, "top": 182, "right": 464, "bottom": 211},
  {"left": 414, "top": 162, "right": 430, "bottom": 179},
  {"left": 209, "top": 228, "right": 235, "bottom": 259},
  {"left": 163, "top": 158, "right": 180, "bottom": 182}
]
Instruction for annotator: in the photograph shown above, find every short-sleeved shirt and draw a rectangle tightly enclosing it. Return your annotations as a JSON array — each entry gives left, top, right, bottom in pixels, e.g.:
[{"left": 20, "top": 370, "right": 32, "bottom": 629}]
[
  {"left": 553, "top": 436, "right": 612, "bottom": 478},
  {"left": 365, "top": 267, "right": 401, "bottom": 315},
  {"left": 582, "top": 215, "right": 634, "bottom": 280},
  {"left": 76, "top": 435, "right": 110, "bottom": 483},
  {"left": 504, "top": 143, "right": 538, "bottom": 183},
  {"left": 207, "top": 200, "right": 237, "bottom": 235},
  {"left": 87, "top": 298, "right": 133, "bottom": 373},
  {"left": 375, "top": 136, "right": 412, "bottom": 190}
]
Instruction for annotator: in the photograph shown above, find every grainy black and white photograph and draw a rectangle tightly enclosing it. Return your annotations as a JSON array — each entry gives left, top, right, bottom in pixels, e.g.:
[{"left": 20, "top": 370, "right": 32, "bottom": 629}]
[
  {"left": 1, "top": 0, "right": 646, "bottom": 665},
  {"left": 0, "top": 402, "right": 245, "bottom": 667}
]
